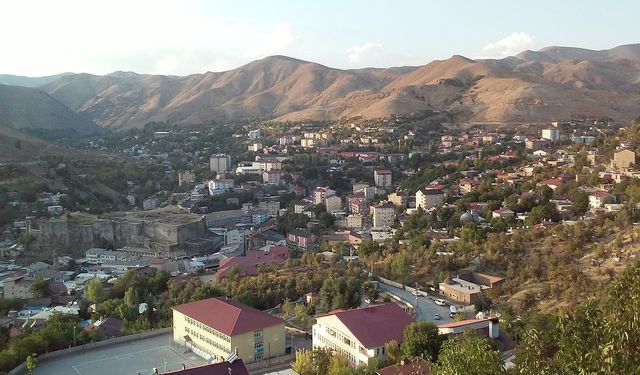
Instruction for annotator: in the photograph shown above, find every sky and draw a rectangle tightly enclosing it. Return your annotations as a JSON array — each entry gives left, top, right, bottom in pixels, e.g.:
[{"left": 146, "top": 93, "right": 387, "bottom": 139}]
[{"left": 2, "top": 0, "right": 639, "bottom": 76}]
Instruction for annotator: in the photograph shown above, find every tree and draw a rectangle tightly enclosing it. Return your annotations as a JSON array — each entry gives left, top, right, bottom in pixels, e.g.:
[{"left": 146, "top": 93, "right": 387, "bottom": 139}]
[
  {"left": 85, "top": 279, "right": 105, "bottom": 304},
  {"left": 28, "top": 277, "right": 49, "bottom": 298},
  {"left": 572, "top": 190, "right": 589, "bottom": 217},
  {"left": 328, "top": 354, "right": 354, "bottom": 375},
  {"left": 400, "top": 321, "right": 442, "bottom": 362},
  {"left": 434, "top": 331, "right": 504, "bottom": 375},
  {"left": 385, "top": 340, "right": 401, "bottom": 365},
  {"left": 291, "top": 349, "right": 314, "bottom": 375},
  {"left": 124, "top": 287, "right": 140, "bottom": 308},
  {"left": 26, "top": 353, "right": 37, "bottom": 372},
  {"left": 362, "top": 281, "right": 378, "bottom": 302}
]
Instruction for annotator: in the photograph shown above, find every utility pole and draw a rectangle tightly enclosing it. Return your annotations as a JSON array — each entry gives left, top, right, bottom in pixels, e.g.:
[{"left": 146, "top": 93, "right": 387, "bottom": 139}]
[{"left": 73, "top": 325, "right": 76, "bottom": 346}]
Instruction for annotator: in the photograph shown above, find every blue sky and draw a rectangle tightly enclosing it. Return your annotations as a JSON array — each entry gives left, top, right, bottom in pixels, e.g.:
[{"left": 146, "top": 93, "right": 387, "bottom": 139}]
[{"left": 2, "top": 0, "right": 639, "bottom": 76}]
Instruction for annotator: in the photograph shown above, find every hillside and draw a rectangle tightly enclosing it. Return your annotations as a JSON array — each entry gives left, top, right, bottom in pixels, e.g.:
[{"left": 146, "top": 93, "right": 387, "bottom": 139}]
[
  {"left": 0, "top": 84, "right": 99, "bottom": 135},
  {"left": 0, "top": 72, "right": 73, "bottom": 88},
  {"left": 0, "top": 124, "right": 87, "bottom": 162},
  {"left": 38, "top": 43, "right": 640, "bottom": 129}
]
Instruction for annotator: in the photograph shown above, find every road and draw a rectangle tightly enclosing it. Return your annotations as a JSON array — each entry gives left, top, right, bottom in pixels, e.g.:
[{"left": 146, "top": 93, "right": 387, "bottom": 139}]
[{"left": 378, "top": 283, "right": 464, "bottom": 324}]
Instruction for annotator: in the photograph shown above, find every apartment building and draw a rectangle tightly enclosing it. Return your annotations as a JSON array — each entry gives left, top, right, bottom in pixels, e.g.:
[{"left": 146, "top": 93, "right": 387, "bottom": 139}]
[
  {"left": 173, "top": 298, "right": 285, "bottom": 364},
  {"left": 373, "top": 170, "right": 392, "bottom": 188},
  {"left": 416, "top": 186, "right": 445, "bottom": 210},
  {"left": 371, "top": 201, "right": 395, "bottom": 228},
  {"left": 313, "top": 303, "right": 413, "bottom": 367},
  {"left": 210, "top": 154, "right": 230, "bottom": 173}
]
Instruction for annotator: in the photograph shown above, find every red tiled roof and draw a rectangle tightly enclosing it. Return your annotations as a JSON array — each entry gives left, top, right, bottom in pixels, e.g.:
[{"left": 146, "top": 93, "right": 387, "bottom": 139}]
[
  {"left": 319, "top": 303, "right": 413, "bottom": 348},
  {"left": 164, "top": 360, "right": 248, "bottom": 375},
  {"left": 377, "top": 358, "right": 431, "bottom": 375},
  {"left": 216, "top": 247, "right": 289, "bottom": 278},
  {"left": 173, "top": 297, "right": 284, "bottom": 336}
]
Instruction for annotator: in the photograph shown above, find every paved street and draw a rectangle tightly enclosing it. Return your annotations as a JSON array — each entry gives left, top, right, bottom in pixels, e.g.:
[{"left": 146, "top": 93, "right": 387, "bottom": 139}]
[{"left": 378, "top": 283, "right": 465, "bottom": 324}]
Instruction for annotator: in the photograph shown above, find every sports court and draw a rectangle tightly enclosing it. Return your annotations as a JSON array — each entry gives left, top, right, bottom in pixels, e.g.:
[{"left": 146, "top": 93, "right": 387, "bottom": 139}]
[{"left": 31, "top": 333, "right": 207, "bottom": 375}]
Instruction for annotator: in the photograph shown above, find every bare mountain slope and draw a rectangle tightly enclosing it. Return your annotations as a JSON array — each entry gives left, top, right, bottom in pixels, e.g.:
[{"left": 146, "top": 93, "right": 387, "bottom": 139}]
[
  {"left": 0, "top": 84, "right": 99, "bottom": 135},
  {"left": 40, "top": 43, "right": 640, "bottom": 129}
]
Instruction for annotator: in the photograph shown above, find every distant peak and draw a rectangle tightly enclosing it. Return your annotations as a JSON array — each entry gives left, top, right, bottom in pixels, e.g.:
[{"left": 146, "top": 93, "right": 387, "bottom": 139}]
[
  {"left": 106, "top": 71, "right": 141, "bottom": 78},
  {"left": 448, "top": 55, "right": 476, "bottom": 63}
]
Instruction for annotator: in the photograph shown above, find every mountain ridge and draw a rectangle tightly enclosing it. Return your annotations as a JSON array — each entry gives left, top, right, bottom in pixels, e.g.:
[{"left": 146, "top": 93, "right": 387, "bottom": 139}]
[{"left": 26, "top": 43, "right": 640, "bottom": 128}]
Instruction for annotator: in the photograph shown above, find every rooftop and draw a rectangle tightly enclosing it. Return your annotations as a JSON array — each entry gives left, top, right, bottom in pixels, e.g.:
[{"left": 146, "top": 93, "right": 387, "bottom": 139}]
[
  {"left": 163, "top": 359, "right": 248, "bottom": 375},
  {"left": 318, "top": 303, "right": 413, "bottom": 348},
  {"left": 172, "top": 297, "right": 284, "bottom": 336}
]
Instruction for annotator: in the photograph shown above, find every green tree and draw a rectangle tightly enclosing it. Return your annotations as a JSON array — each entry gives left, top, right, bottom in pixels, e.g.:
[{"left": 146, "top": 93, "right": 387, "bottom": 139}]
[
  {"left": 572, "top": 190, "right": 589, "bottom": 217},
  {"left": 400, "top": 321, "right": 442, "bottom": 362},
  {"left": 85, "top": 279, "right": 105, "bottom": 304},
  {"left": 292, "top": 349, "right": 314, "bottom": 375},
  {"left": 328, "top": 354, "right": 354, "bottom": 375},
  {"left": 434, "top": 331, "right": 504, "bottom": 375},
  {"left": 28, "top": 277, "right": 49, "bottom": 298},
  {"left": 26, "top": 353, "right": 37, "bottom": 372},
  {"left": 362, "top": 281, "right": 379, "bottom": 302}
]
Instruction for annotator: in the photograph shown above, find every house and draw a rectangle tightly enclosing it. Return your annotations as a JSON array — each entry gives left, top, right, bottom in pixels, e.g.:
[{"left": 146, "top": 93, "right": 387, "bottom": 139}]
[
  {"left": 525, "top": 138, "right": 549, "bottom": 151},
  {"left": 437, "top": 317, "right": 500, "bottom": 339},
  {"left": 163, "top": 360, "right": 249, "bottom": 375},
  {"left": 589, "top": 191, "right": 616, "bottom": 209},
  {"left": 492, "top": 208, "right": 515, "bottom": 219},
  {"left": 215, "top": 247, "right": 290, "bottom": 278},
  {"left": 538, "top": 178, "right": 563, "bottom": 190},
  {"left": 325, "top": 195, "right": 343, "bottom": 214},
  {"left": 387, "top": 192, "right": 407, "bottom": 207},
  {"left": 374, "top": 170, "right": 393, "bottom": 188},
  {"left": 371, "top": 201, "right": 396, "bottom": 228},
  {"left": 173, "top": 298, "right": 285, "bottom": 363},
  {"left": 416, "top": 186, "right": 445, "bottom": 210},
  {"left": 459, "top": 179, "right": 480, "bottom": 194},
  {"left": 2, "top": 276, "right": 34, "bottom": 299},
  {"left": 314, "top": 187, "right": 336, "bottom": 204},
  {"left": 287, "top": 230, "right": 319, "bottom": 250},
  {"left": 377, "top": 358, "right": 431, "bottom": 375},
  {"left": 313, "top": 303, "right": 414, "bottom": 368},
  {"left": 611, "top": 149, "right": 635, "bottom": 170},
  {"left": 84, "top": 316, "right": 123, "bottom": 337},
  {"left": 305, "top": 291, "right": 319, "bottom": 305},
  {"left": 439, "top": 271, "right": 505, "bottom": 305}
]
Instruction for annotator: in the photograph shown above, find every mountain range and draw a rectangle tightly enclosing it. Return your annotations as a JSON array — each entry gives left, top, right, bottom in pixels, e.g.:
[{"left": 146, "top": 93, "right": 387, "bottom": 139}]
[{"left": 2, "top": 43, "right": 640, "bottom": 131}]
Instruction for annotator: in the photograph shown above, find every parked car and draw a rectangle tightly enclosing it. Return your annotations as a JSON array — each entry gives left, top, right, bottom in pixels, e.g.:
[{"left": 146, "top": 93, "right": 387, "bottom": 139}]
[
  {"left": 411, "top": 290, "right": 420, "bottom": 296},
  {"left": 434, "top": 299, "right": 446, "bottom": 306},
  {"left": 433, "top": 313, "right": 441, "bottom": 320},
  {"left": 449, "top": 305, "right": 457, "bottom": 318}
]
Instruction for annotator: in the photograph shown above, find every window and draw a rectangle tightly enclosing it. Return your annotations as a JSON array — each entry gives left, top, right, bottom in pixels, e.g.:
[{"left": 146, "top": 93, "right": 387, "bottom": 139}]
[
  {"left": 254, "top": 330, "right": 263, "bottom": 337},
  {"left": 255, "top": 353, "right": 264, "bottom": 361}
]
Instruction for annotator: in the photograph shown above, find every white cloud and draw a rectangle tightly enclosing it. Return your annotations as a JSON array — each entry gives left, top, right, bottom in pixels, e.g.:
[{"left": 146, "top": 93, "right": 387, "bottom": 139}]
[
  {"left": 346, "top": 42, "right": 383, "bottom": 65},
  {"left": 478, "top": 32, "right": 536, "bottom": 59}
]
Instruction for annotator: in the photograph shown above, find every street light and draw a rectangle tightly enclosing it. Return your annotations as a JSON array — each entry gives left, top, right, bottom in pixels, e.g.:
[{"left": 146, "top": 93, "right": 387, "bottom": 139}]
[{"left": 73, "top": 326, "right": 76, "bottom": 346}]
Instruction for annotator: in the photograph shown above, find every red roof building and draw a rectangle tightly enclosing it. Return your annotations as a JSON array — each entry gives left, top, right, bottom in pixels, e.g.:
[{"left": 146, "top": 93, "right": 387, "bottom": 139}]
[
  {"left": 377, "top": 358, "right": 431, "bottom": 375},
  {"left": 215, "top": 246, "right": 289, "bottom": 278},
  {"left": 313, "top": 303, "right": 414, "bottom": 367}
]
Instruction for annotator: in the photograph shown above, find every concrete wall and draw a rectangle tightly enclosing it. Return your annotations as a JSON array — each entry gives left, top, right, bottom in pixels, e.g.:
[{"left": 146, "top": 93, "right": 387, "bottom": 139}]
[
  {"left": 9, "top": 328, "right": 172, "bottom": 375},
  {"left": 231, "top": 323, "right": 286, "bottom": 364}
]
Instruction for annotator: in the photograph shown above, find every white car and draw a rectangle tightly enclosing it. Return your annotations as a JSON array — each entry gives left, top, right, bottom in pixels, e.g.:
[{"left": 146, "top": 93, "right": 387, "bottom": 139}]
[
  {"left": 434, "top": 299, "right": 446, "bottom": 306},
  {"left": 411, "top": 290, "right": 420, "bottom": 296}
]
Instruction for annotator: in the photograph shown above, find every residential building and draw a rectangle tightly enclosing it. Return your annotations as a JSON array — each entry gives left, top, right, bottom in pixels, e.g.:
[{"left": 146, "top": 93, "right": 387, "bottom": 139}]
[
  {"left": 173, "top": 298, "right": 286, "bottom": 363},
  {"left": 215, "top": 247, "right": 290, "bottom": 278},
  {"left": 589, "top": 191, "right": 616, "bottom": 209},
  {"left": 248, "top": 143, "right": 263, "bottom": 152},
  {"left": 325, "top": 195, "right": 343, "bottom": 214},
  {"left": 377, "top": 358, "right": 431, "bottom": 375},
  {"left": 374, "top": 170, "right": 392, "bottom": 188},
  {"left": 210, "top": 154, "right": 230, "bottom": 173},
  {"left": 262, "top": 170, "right": 287, "bottom": 184},
  {"left": 416, "top": 186, "right": 445, "bottom": 210},
  {"left": 248, "top": 129, "right": 262, "bottom": 140},
  {"left": 439, "top": 271, "right": 505, "bottom": 305},
  {"left": 437, "top": 317, "right": 500, "bottom": 339},
  {"left": 287, "top": 230, "right": 319, "bottom": 250},
  {"left": 541, "top": 128, "right": 560, "bottom": 143},
  {"left": 525, "top": 138, "right": 549, "bottom": 151},
  {"left": 178, "top": 171, "right": 196, "bottom": 187},
  {"left": 142, "top": 197, "right": 161, "bottom": 211},
  {"left": 387, "top": 192, "right": 407, "bottom": 207},
  {"left": 2, "top": 276, "right": 34, "bottom": 299},
  {"left": 611, "top": 149, "right": 636, "bottom": 170},
  {"left": 314, "top": 187, "right": 336, "bottom": 205},
  {"left": 492, "top": 208, "right": 515, "bottom": 219},
  {"left": 371, "top": 201, "right": 396, "bottom": 228},
  {"left": 208, "top": 178, "right": 235, "bottom": 195},
  {"left": 313, "top": 303, "right": 414, "bottom": 367}
]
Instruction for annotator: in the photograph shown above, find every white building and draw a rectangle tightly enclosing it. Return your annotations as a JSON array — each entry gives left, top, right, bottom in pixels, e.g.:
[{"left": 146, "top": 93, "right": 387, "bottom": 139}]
[
  {"left": 313, "top": 303, "right": 413, "bottom": 368},
  {"left": 210, "top": 154, "right": 230, "bottom": 173},
  {"left": 542, "top": 128, "right": 560, "bottom": 143},
  {"left": 371, "top": 201, "right": 396, "bottom": 228},
  {"left": 325, "top": 195, "right": 343, "bottom": 214},
  {"left": 314, "top": 187, "right": 336, "bottom": 205},
  {"left": 373, "top": 170, "right": 392, "bottom": 188},
  {"left": 416, "top": 186, "right": 445, "bottom": 210}
]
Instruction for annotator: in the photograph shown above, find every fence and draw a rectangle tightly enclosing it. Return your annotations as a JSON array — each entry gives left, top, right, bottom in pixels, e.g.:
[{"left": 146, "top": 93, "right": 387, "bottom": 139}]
[{"left": 9, "top": 328, "right": 172, "bottom": 375}]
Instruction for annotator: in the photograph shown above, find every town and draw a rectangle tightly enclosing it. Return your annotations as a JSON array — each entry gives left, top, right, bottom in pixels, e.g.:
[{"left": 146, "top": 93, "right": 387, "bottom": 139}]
[{"left": 1, "top": 109, "right": 640, "bottom": 375}]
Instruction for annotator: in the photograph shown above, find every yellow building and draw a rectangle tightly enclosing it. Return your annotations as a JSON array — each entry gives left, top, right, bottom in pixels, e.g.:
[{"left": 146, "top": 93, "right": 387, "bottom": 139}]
[
  {"left": 612, "top": 149, "right": 636, "bottom": 170},
  {"left": 173, "top": 297, "right": 285, "bottom": 364}
]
